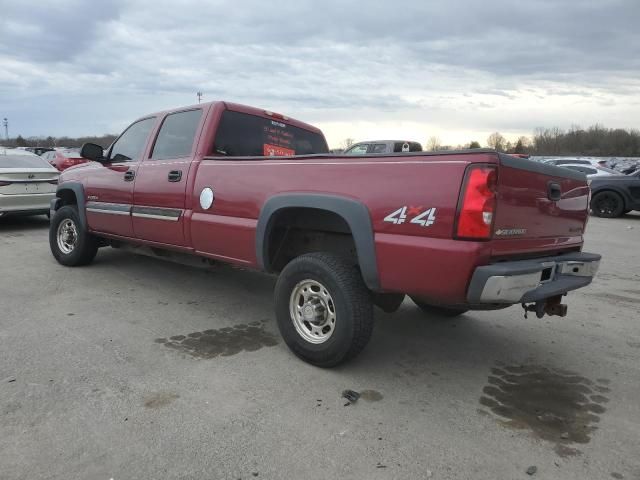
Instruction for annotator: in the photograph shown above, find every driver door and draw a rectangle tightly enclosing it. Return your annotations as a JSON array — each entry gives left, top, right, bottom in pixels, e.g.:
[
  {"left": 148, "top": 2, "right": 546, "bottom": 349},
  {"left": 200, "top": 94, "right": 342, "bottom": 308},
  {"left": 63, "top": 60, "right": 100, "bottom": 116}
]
[{"left": 85, "top": 117, "right": 156, "bottom": 238}]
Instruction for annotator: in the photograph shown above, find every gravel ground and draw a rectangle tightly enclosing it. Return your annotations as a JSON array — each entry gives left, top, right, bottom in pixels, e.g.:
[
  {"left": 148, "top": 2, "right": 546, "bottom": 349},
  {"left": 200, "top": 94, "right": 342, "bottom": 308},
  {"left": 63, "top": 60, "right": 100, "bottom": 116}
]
[{"left": 1, "top": 213, "right": 639, "bottom": 480}]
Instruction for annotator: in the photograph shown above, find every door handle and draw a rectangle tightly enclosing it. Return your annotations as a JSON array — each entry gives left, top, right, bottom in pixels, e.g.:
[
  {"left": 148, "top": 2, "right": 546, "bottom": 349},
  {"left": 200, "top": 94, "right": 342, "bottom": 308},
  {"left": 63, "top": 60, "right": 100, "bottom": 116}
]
[
  {"left": 168, "top": 170, "right": 182, "bottom": 182},
  {"left": 124, "top": 170, "right": 135, "bottom": 182},
  {"left": 547, "top": 181, "right": 562, "bottom": 201}
]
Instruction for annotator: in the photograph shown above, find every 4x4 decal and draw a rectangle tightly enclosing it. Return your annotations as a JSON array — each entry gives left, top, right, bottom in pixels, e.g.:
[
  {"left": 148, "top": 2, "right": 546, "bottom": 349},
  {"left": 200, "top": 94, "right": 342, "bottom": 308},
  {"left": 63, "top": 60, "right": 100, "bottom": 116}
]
[{"left": 384, "top": 206, "right": 437, "bottom": 227}]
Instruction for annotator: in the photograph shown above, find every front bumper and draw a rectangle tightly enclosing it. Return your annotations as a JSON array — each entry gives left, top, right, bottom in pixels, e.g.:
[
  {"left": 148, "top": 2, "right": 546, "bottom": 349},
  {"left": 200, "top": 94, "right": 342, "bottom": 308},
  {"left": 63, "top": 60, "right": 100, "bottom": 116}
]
[
  {"left": 467, "top": 252, "right": 601, "bottom": 304},
  {"left": 0, "top": 193, "right": 56, "bottom": 213}
]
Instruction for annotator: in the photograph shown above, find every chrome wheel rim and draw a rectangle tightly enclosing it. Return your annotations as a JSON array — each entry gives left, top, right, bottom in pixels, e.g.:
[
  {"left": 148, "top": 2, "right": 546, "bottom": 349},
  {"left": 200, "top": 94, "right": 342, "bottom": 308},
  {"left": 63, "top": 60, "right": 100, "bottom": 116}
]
[
  {"left": 289, "top": 279, "right": 336, "bottom": 344},
  {"left": 57, "top": 219, "right": 78, "bottom": 254}
]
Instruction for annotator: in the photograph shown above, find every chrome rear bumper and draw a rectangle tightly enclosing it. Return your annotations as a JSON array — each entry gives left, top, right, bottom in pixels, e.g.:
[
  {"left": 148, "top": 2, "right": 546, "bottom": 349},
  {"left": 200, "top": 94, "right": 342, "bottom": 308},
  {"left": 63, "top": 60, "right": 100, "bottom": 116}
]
[{"left": 467, "top": 252, "right": 601, "bottom": 304}]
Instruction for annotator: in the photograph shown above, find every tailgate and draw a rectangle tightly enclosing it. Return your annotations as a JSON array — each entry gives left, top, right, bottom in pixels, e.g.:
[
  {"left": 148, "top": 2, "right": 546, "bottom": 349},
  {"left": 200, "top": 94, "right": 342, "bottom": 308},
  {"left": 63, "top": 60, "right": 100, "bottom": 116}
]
[{"left": 493, "top": 154, "right": 589, "bottom": 243}]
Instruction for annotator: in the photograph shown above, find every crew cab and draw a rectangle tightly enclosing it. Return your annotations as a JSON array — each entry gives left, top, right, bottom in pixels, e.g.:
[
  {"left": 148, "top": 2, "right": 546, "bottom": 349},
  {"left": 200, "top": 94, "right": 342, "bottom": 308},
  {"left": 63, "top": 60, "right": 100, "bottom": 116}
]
[{"left": 48, "top": 101, "right": 601, "bottom": 367}]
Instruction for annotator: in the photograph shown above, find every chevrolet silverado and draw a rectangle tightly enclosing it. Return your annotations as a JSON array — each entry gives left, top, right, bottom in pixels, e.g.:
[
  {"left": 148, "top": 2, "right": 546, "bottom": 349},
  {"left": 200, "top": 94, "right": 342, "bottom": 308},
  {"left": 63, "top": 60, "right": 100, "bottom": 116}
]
[{"left": 48, "top": 101, "right": 601, "bottom": 366}]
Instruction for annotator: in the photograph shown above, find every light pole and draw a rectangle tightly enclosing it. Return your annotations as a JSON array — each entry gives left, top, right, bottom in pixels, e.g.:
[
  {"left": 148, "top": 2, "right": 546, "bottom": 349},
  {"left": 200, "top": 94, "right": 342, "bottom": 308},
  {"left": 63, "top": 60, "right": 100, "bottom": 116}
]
[
  {"left": 197, "top": 92, "right": 203, "bottom": 104},
  {"left": 2, "top": 118, "right": 7, "bottom": 141}
]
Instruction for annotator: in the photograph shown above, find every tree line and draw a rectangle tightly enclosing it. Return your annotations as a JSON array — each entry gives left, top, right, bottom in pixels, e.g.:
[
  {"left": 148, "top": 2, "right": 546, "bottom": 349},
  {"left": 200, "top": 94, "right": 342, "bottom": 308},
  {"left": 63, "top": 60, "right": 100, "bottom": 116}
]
[
  {"left": 431, "top": 125, "right": 640, "bottom": 156},
  {"left": 3, "top": 123, "right": 640, "bottom": 157},
  {"left": 2, "top": 134, "right": 117, "bottom": 149}
]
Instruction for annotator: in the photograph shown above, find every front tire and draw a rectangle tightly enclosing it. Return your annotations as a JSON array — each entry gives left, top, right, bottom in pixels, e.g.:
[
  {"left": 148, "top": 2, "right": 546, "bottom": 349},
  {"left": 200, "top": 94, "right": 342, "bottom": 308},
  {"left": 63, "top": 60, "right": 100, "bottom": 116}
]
[
  {"left": 410, "top": 296, "right": 468, "bottom": 318},
  {"left": 49, "top": 205, "right": 98, "bottom": 266},
  {"left": 591, "top": 191, "right": 624, "bottom": 218},
  {"left": 274, "top": 253, "right": 374, "bottom": 367}
]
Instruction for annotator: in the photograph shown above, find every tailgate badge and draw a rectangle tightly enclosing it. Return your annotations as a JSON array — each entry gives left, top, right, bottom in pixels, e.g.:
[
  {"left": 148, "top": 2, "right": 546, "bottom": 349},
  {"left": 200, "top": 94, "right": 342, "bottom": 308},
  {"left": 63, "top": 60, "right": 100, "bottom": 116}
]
[{"left": 495, "top": 228, "right": 527, "bottom": 236}]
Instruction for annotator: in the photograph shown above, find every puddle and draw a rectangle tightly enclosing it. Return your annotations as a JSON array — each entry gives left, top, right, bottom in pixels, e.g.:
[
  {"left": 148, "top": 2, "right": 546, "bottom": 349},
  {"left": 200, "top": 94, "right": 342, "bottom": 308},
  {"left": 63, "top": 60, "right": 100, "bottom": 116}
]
[
  {"left": 360, "top": 390, "right": 384, "bottom": 402},
  {"left": 479, "top": 365, "right": 610, "bottom": 457},
  {"left": 155, "top": 320, "right": 279, "bottom": 359},
  {"left": 144, "top": 392, "right": 179, "bottom": 408}
]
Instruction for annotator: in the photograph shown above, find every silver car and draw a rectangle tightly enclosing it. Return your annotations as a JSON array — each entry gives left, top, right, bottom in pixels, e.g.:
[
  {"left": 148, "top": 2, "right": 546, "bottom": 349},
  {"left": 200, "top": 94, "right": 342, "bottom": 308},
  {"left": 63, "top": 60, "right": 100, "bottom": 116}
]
[{"left": 0, "top": 152, "right": 60, "bottom": 217}]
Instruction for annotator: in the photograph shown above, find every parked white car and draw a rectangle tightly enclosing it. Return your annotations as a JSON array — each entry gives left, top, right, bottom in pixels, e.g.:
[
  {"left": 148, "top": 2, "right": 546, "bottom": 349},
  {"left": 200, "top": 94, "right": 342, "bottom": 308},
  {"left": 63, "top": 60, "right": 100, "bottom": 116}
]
[
  {"left": 0, "top": 152, "right": 60, "bottom": 217},
  {"left": 557, "top": 163, "right": 618, "bottom": 178},
  {"left": 541, "top": 158, "right": 610, "bottom": 168}
]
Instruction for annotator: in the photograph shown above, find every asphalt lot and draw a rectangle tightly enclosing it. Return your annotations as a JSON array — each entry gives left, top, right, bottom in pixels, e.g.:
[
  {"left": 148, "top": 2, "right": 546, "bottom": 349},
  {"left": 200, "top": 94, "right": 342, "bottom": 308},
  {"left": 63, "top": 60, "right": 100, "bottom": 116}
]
[{"left": 1, "top": 214, "right": 639, "bottom": 480}]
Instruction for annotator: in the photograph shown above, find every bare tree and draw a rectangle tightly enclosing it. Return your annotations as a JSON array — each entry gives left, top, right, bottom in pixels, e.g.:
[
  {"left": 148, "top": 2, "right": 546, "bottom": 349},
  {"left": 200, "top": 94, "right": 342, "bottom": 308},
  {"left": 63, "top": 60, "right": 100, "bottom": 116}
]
[
  {"left": 426, "top": 136, "right": 441, "bottom": 151},
  {"left": 341, "top": 138, "right": 355, "bottom": 149},
  {"left": 487, "top": 132, "right": 506, "bottom": 152}
]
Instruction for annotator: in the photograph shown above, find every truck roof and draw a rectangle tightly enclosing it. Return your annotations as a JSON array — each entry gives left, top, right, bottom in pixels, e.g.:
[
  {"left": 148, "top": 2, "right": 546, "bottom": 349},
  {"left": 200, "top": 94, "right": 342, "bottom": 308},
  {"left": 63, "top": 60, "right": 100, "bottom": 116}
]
[{"left": 139, "top": 101, "right": 324, "bottom": 135}]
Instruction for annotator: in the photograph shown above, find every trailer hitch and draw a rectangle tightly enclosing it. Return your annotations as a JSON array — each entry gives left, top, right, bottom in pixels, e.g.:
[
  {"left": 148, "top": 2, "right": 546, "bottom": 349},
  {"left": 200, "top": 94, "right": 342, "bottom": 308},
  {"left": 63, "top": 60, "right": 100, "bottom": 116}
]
[{"left": 522, "top": 295, "right": 568, "bottom": 319}]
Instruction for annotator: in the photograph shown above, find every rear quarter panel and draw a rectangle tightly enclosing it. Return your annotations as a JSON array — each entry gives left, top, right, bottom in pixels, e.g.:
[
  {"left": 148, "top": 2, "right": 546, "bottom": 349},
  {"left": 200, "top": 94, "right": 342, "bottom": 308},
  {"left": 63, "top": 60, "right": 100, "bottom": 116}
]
[{"left": 189, "top": 152, "right": 498, "bottom": 302}]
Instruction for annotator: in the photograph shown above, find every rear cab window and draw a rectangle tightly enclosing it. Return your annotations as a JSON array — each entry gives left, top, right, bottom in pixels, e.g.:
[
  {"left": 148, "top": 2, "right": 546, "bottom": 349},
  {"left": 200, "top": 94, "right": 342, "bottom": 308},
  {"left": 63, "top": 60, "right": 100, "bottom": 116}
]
[
  {"left": 393, "top": 142, "right": 422, "bottom": 153},
  {"left": 213, "top": 110, "right": 328, "bottom": 157}
]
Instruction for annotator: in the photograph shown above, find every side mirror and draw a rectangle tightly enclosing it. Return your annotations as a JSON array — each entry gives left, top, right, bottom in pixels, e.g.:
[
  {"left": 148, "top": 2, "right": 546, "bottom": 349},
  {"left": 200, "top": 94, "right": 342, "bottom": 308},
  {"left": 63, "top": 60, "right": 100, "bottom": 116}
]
[{"left": 80, "top": 143, "right": 105, "bottom": 162}]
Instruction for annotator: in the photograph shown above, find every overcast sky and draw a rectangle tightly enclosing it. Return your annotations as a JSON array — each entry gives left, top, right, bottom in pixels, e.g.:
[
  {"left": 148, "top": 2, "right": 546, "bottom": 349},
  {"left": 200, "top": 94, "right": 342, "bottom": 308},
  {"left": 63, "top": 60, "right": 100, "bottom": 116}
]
[{"left": 1, "top": 0, "right": 639, "bottom": 147}]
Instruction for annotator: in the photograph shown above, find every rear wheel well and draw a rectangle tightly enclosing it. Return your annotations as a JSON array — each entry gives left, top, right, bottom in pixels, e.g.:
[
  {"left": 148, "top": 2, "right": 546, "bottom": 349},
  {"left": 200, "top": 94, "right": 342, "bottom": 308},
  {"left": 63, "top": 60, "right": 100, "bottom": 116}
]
[{"left": 265, "top": 208, "right": 358, "bottom": 272}]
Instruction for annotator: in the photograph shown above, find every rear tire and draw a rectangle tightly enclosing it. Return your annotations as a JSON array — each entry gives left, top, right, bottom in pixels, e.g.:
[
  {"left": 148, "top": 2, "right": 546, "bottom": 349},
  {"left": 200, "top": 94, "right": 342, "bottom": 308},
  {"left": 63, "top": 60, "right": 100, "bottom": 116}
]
[
  {"left": 591, "top": 191, "right": 624, "bottom": 218},
  {"left": 49, "top": 205, "right": 98, "bottom": 266},
  {"left": 274, "top": 253, "right": 374, "bottom": 367},
  {"left": 410, "top": 296, "right": 468, "bottom": 318}
]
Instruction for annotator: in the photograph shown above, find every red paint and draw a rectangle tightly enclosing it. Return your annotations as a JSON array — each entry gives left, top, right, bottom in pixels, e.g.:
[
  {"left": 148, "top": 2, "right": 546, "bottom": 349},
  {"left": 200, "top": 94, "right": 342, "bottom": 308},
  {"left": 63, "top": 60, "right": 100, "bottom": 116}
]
[{"left": 59, "top": 101, "right": 591, "bottom": 304}]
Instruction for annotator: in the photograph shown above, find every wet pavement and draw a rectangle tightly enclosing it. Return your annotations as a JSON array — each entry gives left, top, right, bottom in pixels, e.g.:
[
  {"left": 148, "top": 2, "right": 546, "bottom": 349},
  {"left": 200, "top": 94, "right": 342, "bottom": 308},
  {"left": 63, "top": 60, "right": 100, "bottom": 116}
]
[{"left": 1, "top": 213, "right": 639, "bottom": 479}]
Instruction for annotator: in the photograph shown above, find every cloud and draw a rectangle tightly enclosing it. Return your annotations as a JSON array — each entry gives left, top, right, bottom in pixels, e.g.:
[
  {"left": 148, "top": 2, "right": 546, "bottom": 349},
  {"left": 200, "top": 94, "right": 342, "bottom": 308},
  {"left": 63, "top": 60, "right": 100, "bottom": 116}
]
[
  {"left": 0, "top": 0, "right": 122, "bottom": 62},
  {"left": 0, "top": 0, "right": 638, "bottom": 146}
]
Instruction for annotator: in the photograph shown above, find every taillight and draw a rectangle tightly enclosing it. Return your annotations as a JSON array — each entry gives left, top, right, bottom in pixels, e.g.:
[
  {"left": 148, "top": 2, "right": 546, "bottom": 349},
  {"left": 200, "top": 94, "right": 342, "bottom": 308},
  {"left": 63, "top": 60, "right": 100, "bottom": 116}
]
[{"left": 455, "top": 165, "right": 497, "bottom": 240}]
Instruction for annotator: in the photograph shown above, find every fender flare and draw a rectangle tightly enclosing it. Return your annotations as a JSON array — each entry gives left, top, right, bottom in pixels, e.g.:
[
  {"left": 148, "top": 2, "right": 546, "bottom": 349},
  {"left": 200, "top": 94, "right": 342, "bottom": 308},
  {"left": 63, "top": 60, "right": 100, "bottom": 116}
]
[
  {"left": 52, "top": 182, "right": 87, "bottom": 230},
  {"left": 256, "top": 193, "right": 380, "bottom": 291}
]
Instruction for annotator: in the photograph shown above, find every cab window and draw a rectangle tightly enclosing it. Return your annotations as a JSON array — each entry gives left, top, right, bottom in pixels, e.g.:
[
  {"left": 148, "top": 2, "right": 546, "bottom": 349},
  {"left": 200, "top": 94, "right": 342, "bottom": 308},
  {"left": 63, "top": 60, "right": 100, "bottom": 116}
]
[
  {"left": 109, "top": 117, "right": 156, "bottom": 162},
  {"left": 151, "top": 109, "right": 202, "bottom": 160},
  {"left": 213, "top": 110, "right": 328, "bottom": 157},
  {"left": 370, "top": 144, "right": 387, "bottom": 154},
  {"left": 345, "top": 144, "right": 369, "bottom": 155}
]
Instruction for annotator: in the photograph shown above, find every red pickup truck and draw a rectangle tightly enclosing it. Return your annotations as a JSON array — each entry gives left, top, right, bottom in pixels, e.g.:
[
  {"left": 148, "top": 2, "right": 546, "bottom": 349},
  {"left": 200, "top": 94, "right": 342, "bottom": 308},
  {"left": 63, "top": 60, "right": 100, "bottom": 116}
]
[{"left": 49, "top": 101, "right": 600, "bottom": 366}]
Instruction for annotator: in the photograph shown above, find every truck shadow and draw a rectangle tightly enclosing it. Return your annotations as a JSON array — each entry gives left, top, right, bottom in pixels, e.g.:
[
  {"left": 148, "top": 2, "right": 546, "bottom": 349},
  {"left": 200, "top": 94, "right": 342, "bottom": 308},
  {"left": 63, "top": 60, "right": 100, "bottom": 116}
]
[{"left": 98, "top": 246, "right": 549, "bottom": 370}]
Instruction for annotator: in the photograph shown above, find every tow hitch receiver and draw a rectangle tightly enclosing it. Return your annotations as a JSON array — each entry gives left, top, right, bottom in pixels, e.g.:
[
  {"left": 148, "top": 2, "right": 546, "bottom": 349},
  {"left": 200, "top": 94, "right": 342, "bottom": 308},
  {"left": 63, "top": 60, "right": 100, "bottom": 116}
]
[{"left": 522, "top": 295, "right": 568, "bottom": 319}]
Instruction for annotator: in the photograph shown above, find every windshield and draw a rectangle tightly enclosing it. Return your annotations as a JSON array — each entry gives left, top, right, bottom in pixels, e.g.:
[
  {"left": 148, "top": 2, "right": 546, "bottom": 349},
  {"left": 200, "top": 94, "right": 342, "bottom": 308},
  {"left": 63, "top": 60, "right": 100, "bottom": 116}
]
[{"left": 0, "top": 154, "right": 53, "bottom": 169}]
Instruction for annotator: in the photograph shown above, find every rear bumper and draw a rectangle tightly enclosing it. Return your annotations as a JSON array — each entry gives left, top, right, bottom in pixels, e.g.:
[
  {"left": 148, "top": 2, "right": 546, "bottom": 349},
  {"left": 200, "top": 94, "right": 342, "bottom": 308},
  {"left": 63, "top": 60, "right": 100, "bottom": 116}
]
[
  {"left": 0, "top": 193, "right": 56, "bottom": 213},
  {"left": 467, "top": 252, "right": 601, "bottom": 304}
]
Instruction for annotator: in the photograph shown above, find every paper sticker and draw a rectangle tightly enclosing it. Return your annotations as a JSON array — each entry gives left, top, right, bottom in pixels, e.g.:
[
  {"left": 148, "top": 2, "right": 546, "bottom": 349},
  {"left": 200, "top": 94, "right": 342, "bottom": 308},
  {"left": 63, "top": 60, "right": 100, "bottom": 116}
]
[{"left": 263, "top": 144, "right": 295, "bottom": 156}]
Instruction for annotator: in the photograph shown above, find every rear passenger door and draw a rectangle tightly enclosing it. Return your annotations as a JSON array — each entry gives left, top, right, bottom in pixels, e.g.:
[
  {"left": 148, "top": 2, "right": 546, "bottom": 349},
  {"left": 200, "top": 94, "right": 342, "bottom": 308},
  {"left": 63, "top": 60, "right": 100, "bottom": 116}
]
[{"left": 132, "top": 108, "right": 204, "bottom": 246}]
